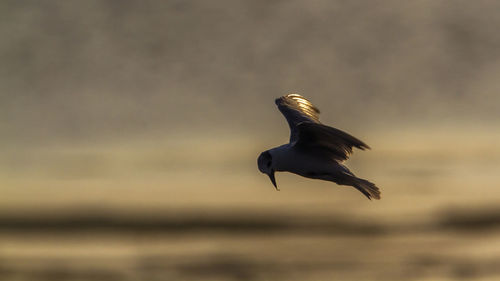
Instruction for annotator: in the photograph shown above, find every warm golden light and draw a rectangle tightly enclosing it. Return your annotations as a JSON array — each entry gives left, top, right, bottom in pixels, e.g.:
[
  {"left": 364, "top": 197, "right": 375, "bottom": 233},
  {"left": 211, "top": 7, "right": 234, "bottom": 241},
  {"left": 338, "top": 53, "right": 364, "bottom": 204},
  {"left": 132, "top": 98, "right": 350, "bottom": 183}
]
[{"left": 1, "top": 1, "right": 499, "bottom": 280}]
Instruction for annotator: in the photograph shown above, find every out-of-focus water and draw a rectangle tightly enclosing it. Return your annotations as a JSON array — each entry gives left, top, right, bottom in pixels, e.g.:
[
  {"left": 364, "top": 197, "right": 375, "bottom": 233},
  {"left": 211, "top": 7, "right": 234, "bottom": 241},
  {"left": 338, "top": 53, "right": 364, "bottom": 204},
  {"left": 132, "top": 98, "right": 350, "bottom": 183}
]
[
  {"left": 1, "top": 129, "right": 499, "bottom": 281},
  {"left": 2, "top": 1, "right": 500, "bottom": 280}
]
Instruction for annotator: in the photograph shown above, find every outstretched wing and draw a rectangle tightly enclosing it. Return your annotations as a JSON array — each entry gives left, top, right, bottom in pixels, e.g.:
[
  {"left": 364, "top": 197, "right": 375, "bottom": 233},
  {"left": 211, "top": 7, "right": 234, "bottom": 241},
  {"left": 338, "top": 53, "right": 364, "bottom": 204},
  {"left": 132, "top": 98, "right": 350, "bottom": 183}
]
[
  {"left": 294, "top": 122, "right": 370, "bottom": 161},
  {"left": 275, "top": 94, "right": 320, "bottom": 142}
]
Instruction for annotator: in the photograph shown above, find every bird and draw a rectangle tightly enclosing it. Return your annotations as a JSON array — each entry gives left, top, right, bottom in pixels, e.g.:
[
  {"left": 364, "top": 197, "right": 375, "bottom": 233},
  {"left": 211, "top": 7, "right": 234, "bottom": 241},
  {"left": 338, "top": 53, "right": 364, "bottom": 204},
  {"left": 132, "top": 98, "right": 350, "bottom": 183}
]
[{"left": 257, "top": 93, "right": 381, "bottom": 200}]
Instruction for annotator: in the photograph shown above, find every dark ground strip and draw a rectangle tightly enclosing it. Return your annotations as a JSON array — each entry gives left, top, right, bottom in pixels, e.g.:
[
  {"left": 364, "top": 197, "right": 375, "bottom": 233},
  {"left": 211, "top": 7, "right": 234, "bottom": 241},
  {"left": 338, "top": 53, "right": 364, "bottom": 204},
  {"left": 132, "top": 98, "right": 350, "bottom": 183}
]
[{"left": 0, "top": 207, "right": 499, "bottom": 235}]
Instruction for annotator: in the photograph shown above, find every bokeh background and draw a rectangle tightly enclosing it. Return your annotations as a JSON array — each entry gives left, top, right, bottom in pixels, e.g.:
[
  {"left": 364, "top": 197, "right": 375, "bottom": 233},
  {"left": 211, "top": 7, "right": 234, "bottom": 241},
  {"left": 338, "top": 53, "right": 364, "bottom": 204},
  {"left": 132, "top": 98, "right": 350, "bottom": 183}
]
[{"left": 1, "top": 1, "right": 500, "bottom": 280}]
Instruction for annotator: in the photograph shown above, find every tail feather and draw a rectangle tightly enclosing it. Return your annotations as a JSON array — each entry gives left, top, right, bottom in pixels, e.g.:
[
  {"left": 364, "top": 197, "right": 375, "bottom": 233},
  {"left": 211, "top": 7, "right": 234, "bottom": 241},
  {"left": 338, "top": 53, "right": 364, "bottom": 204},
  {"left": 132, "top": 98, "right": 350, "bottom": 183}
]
[
  {"left": 352, "top": 178, "right": 381, "bottom": 200},
  {"left": 309, "top": 170, "right": 381, "bottom": 200}
]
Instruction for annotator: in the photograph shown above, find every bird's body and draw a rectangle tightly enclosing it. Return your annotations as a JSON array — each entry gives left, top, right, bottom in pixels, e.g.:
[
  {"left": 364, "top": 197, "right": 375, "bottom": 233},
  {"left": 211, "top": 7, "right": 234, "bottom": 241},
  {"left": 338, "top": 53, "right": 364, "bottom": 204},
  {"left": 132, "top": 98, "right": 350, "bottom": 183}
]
[
  {"left": 269, "top": 144, "right": 346, "bottom": 176},
  {"left": 257, "top": 94, "right": 381, "bottom": 200}
]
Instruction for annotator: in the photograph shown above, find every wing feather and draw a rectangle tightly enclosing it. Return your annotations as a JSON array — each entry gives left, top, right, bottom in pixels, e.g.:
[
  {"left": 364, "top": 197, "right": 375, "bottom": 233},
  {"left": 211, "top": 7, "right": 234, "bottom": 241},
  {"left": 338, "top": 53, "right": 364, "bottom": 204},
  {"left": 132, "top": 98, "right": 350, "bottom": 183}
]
[
  {"left": 294, "top": 122, "right": 370, "bottom": 161},
  {"left": 275, "top": 94, "right": 369, "bottom": 160},
  {"left": 275, "top": 94, "right": 320, "bottom": 142}
]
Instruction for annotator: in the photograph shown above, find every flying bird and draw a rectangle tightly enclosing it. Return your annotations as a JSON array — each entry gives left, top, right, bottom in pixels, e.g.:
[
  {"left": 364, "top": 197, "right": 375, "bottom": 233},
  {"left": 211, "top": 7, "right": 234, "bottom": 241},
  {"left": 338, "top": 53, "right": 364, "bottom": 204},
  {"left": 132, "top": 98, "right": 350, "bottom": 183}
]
[{"left": 257, "top": 94, "right": 381, "bottom": 200}]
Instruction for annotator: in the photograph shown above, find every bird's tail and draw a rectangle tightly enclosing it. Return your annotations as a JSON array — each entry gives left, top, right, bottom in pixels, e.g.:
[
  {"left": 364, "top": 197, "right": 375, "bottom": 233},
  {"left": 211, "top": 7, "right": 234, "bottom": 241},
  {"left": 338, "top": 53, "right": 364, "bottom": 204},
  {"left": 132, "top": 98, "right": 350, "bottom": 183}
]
[
  {"left": 312, "top": 169, "right": 381, "bottom": 200},
  {"left": 332, "top": 172, "right": 381, "bottom": 200},
  {"left": 351, "top": 177, "right": 381, "bottom": 200}
]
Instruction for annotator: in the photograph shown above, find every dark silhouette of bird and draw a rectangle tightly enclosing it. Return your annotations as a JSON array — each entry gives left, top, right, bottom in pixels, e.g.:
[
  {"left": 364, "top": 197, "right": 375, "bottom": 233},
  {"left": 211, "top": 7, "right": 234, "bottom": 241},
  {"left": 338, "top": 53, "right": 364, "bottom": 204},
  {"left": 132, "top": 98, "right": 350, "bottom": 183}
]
[{"left": 257, "top": 94, "right": 381, "bottom": 200}]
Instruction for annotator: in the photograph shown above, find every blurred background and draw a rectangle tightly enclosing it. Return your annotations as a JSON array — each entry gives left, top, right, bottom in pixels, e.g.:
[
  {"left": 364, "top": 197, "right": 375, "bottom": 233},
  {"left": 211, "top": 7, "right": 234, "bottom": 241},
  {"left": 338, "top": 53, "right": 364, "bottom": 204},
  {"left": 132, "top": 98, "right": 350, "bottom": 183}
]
[{"left": 1, "top": 1, "right": 500, "bottom": 280}]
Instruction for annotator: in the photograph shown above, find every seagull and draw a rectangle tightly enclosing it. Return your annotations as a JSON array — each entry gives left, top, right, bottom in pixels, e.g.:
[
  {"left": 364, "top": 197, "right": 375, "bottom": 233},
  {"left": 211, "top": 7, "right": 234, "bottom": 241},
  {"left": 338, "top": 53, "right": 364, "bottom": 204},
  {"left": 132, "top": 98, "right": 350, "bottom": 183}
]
[{"left": 257, "top": 94, "right": 381, "bottom": 200}]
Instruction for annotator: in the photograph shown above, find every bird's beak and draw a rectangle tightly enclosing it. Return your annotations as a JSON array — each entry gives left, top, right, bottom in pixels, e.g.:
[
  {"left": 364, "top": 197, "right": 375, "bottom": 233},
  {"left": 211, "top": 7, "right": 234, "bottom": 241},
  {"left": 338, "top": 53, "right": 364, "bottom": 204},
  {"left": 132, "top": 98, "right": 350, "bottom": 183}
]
[{"left": 268, "top": 170, "right": 279, "bottom": 191}]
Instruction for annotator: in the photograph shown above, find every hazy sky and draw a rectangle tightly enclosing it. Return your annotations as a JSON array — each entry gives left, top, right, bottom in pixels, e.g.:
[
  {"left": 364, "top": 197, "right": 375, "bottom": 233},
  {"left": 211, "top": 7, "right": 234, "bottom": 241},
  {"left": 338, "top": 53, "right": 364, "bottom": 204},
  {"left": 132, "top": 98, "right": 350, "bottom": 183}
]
[{"left": 2, "top": 1, "right": 500, "bottom": 145}]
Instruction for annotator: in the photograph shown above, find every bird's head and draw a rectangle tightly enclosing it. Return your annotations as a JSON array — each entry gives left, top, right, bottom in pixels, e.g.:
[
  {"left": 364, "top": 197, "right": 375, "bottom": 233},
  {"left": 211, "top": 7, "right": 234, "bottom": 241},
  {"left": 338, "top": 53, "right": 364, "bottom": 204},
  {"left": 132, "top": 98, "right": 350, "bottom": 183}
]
[{"left": 257, "top": 151, "right": 278, "bottom": 190}]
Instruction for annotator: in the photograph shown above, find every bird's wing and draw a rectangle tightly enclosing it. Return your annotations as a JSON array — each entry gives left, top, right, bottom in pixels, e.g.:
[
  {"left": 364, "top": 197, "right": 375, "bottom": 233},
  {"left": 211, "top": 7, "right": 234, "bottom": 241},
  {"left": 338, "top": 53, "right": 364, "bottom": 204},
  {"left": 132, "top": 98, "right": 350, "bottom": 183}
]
[
  {"left": 275, "top": 94, "right": 320, "bottom": 142},
  {"left": 293, "top": 122, "right": 370, "bottom": 161}
]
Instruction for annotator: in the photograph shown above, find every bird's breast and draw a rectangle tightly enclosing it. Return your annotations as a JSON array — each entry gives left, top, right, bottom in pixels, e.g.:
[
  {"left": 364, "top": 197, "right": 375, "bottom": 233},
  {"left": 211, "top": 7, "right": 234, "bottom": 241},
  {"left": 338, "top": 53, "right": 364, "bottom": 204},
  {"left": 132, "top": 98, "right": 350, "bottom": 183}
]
[{"left": 272, "top": 146, "right": 336, "bottom": 175}]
